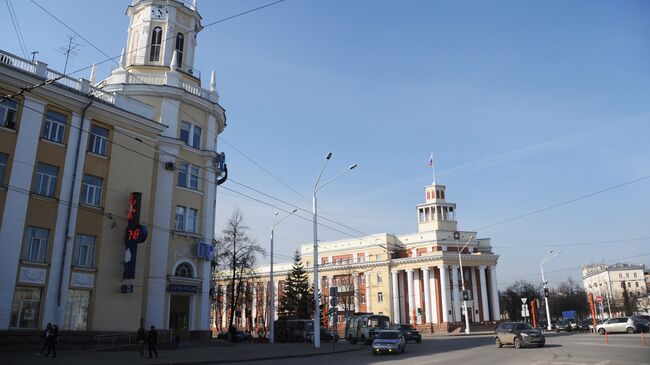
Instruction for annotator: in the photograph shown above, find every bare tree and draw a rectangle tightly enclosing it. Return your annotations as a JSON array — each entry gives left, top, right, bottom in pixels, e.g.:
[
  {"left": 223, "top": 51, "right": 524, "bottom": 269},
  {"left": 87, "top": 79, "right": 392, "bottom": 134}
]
[{"left": 214, "top": 209, "right": 265, "bottom": 341}]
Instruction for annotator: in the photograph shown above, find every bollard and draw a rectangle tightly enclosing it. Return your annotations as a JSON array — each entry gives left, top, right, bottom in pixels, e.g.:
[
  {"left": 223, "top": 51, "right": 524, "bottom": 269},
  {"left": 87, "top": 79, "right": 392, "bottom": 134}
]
[{"left": 604, "top": 331, "right": 608, "bottom": 345}]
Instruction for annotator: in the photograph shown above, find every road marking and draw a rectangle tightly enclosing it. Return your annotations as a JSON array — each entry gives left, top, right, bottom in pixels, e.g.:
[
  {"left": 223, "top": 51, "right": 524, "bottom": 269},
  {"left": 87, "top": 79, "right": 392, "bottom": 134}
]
[{"left": 573, "top": 341, "right": 649, "bottom": 349}]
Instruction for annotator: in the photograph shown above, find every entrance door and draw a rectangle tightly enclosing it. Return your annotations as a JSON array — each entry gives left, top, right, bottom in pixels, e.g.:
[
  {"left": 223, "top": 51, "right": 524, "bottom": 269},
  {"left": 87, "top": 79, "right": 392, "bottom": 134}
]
[{"left": 170, "top": 295, "right": 190, "bottom": 340}]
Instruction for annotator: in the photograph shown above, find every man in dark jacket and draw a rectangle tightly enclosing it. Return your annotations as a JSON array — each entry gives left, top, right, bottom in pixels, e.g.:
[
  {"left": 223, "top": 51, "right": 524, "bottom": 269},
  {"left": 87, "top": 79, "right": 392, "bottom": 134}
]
[
  {"left": 37, "top": 323, "right": 52, "bottom": 356},
  {"left": 45, "top": 324, "right": 58, "bottom": 358},
  {"left": 147, "top": 325, "right": 159, "bottom": 358},
  {"left": 136, "top": 326, "right": 146, "bottom": 358}
]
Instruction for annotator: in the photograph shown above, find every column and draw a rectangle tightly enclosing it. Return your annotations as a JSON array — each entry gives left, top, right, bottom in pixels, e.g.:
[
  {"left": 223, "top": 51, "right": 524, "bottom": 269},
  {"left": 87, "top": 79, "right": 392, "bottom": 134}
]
[
  {"left": 479, "top": 266, "right": 490, "bottom": 321},
  {"left": 406, "top": 269, "right": 415, "bottom": 324},
  {"left": 451, "top": 265, "right": 461, "bottom": 322},
  {"left": 365, "top": 272, "right": 371, "bottom": 313},
  {"left": 430, "top": 269, "right": 439, "bottom": 324},
  {"left": 471, "top": 268, "right": 479, "bottom": 322},
  {"left": 0, "top": 96, "right": 46, "bottom": 329},
  {"left": 391, "top": 270, "right": 400, "bottom": 324},
  {"left": 423, "top": 267, "right": 432, "bottom": 324},
  {"left": 439, "top": 265, "right": 449, "bottom": 322},
  {"left": 488, "top": 266, "right": 500, "bottom": 321},
  {"left": 262, "top": 283, "right": 268, "bottom": 332},
  {"left": 274, "top": 280, "right": 280, "bottom": 320},
  {"left": 252, "top": 285, "right": 257, "bottom": 331},
  {"left": 414, "top": 270, "right": 422, "bottom": 324},
  {"left": 353, "top": 274, "right": 360, "bottom": 313}
]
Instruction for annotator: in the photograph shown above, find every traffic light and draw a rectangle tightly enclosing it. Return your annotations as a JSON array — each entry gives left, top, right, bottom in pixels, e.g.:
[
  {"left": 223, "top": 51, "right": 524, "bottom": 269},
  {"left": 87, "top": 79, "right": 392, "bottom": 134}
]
[
  {"left": 544, "top": 288, "right": 549, "bottom": 298},
  {"left": 462, "top": 290, "right": 471, "bottom": 301}
]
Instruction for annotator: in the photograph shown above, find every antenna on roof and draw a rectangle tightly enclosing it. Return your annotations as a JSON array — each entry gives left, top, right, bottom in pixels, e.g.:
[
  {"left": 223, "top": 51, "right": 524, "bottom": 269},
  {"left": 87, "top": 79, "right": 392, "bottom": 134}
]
[{"left": 56, "top": 35, "right": 82, "bottom": 74}]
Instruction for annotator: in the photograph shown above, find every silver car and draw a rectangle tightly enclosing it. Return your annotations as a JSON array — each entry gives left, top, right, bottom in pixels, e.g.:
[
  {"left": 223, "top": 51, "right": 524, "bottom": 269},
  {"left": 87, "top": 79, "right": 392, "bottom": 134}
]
[
  {"left": 371, "top": 330, "right": 406, "bottom": 355},
  {"left": 596, "top": 317, "right": 644, "bottom": 334}
]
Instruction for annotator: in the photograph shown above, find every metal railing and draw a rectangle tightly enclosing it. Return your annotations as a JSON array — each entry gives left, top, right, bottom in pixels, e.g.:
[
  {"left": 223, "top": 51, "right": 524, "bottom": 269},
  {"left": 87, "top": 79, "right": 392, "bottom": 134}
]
[{"left": 94, "top": 331, "right": 137, "bottom": 351}]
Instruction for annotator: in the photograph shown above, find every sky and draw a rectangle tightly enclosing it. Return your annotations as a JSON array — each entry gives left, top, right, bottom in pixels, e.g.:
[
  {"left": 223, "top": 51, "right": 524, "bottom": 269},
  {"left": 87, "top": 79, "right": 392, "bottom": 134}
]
[{"left": 2, "top": 0, "right": 649, "bottom": 291}]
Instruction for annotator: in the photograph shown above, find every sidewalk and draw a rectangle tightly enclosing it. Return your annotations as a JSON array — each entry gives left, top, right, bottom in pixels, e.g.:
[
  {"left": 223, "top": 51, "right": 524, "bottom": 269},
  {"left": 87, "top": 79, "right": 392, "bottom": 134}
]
[{"left": 0, "top": 341, "right": 363, "bottom": 365}]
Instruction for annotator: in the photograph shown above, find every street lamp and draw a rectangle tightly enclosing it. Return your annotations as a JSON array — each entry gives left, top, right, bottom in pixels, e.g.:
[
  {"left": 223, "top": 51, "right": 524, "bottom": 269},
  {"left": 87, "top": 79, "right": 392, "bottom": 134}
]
[
  {"left": 312, "top": 152, "right": 357, "bottom": 349},
  {"left": 269, "top": 208, "right": 297, "bottom": 344},
  {"left": 457, "top": 235, "right": 474, "bottom": 335},
  {"left": 540, "top": 250, "right": 561, "bottom": 331}
]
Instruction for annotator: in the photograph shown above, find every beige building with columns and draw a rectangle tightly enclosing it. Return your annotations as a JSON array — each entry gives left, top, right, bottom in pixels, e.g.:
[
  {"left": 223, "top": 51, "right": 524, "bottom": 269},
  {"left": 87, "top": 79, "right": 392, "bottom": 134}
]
[
  {"left": 214, "top": 183, "right": 501, "bottom": 334},
  {"left": 0, "top": 0, "right": 226, "bottom": 339}
]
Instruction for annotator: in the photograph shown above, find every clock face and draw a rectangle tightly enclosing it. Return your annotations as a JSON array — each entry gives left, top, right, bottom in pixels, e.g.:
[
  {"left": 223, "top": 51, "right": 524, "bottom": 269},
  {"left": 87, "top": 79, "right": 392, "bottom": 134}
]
[{"left": 151, "top": 5, "right": 168, "bottom": 19}]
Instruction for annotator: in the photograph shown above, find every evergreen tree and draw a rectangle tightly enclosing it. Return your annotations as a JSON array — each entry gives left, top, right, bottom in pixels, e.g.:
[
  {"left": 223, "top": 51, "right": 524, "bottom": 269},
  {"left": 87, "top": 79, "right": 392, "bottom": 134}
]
[{"left": 279, "top": 250, "right": 313, "bottom": 319}]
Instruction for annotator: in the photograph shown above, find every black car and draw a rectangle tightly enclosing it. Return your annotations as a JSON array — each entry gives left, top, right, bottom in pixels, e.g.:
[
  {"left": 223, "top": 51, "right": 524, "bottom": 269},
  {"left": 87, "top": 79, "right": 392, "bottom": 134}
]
[
  {"left": 580, "top": 319, "right": 595, "bottom": 332},
  {"left": 555, "top": 320, "right": 573, "bottom": 332},
  {"left": 390, "top": 324, "right": 422, "bottom": 343},
  {"left": 495, "top": 322, "right": 545, "bottom": 349}
]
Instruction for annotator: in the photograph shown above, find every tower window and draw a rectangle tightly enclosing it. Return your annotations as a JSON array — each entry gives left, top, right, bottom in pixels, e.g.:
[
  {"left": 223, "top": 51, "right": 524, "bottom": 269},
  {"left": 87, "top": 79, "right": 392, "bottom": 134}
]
[
  {"left": 149, "top": 27, "right": 162, "bottom": 62},
  {"left": 175, "top": 33, "right": 184, "bottom": 66}
]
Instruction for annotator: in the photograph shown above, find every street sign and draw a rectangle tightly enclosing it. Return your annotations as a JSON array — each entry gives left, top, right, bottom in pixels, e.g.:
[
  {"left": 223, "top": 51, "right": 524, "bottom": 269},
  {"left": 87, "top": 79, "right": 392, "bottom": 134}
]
[
  {"left": 595, "top": 295, "right": 603, "bottom": 303},
  {"left": 329, "top": 296, "right": 338, "bottom": 307},
  {"left": 521, "top": 297, "right": 528, "bottom": 304},
  {"left": 329, "top": 287, "right": 338, "bottom": 297}
]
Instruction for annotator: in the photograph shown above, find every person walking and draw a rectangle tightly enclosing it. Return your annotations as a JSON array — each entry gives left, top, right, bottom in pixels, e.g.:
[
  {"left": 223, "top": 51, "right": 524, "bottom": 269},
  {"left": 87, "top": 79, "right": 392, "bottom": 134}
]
[
  {"left": 45, "top": 324, "right": 58, "bottom": 358},
  {"left": 147, "top": 325, "right": 158, "bottom": 359},
  {"left": 136, "top": 326, "right": 146, "bottom": 358},
  {"left": 37, "top": 323, "right": 52, "bottom": 356}
]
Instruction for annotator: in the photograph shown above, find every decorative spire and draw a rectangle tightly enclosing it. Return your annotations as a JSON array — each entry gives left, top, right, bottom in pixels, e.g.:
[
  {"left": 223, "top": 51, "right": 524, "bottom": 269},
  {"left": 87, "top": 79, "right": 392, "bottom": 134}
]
[
  {"left": 170, "top": 50, "right": 178, "bottom": 71},
  {"left": 89, "top": 63, "right": 97, "bottom": 84},
  {"left": 119, "top": 48, "right": 126, "bottom": 69},
  {"left": 210, "top": 70, "right": 216, "bottom": 93},
  {"left": 192, "top": 0, "right": 197, "bottom": 10}
]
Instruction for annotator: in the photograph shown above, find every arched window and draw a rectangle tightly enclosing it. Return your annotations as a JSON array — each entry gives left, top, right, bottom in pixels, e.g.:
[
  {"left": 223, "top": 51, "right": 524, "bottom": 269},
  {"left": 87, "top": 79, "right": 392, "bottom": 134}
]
[
  {"left": 175, "top": 262, "right": 193, "bottom": 278},
  {"left": 175, "top": 33, "right": 184, "bottom": 66},
  {"left": 149, "top": 27, "right": 162, "bottom": 62}
]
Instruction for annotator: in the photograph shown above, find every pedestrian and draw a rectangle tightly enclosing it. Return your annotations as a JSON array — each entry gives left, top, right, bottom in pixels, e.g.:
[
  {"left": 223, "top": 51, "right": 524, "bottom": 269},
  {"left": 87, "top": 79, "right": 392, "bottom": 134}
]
[
  {"left": 136, "top": 326, "right": 146, "bottom": 358},
  {"left": 37, "top": 323, "right": 52, "bottom": 356},
  {"left": 45, "top": 323, "right": 58, "bottom": 358},
  {"left": 147, "top": 325, "right": 158, "bottom": 359}
]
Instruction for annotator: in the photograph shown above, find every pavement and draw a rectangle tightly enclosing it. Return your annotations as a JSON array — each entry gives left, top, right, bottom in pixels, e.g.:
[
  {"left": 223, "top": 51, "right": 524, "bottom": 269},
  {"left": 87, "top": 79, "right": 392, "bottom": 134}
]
[{"left": 0, "top": 340, "right": 364, "bottom": 365}]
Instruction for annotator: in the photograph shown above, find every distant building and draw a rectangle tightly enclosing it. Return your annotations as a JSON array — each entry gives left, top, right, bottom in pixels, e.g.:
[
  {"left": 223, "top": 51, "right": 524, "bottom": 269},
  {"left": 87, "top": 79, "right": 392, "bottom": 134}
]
[
  {"left": 0, "top": 0, "right": 226, "bottom": 339},
  {"left": 214, "top": 183, "right": 501, "bottom": 335},
  {"left": 582, "top": 263, "right": 648, "bottom": 316}
]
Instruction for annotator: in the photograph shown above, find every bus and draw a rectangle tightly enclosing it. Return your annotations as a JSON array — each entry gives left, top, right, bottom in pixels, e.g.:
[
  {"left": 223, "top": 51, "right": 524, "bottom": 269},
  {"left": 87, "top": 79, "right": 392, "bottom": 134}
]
[{"left": 345, "top": 313, "right": 391, "bottom": 344}]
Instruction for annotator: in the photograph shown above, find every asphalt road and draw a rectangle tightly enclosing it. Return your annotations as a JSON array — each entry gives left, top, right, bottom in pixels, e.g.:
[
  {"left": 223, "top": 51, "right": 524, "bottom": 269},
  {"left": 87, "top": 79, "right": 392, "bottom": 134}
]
[{"left": 226, "top": 332, "right": 650, "bottom": 365}]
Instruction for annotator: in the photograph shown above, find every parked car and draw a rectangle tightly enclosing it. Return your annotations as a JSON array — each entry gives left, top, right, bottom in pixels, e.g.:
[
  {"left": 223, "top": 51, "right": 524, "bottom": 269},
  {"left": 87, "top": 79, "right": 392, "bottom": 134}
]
[
  {"left": 390, "top": 324, "right": 422, "bottom": 343},
  {"left": 495, "top": 322, "right": 545, "bottom": 349},
  {"left": 631, "top": 315, "right": 650, "bottom": 324},
  {"left": 539, "top": 321, "right": 556, "bottom": 330},
  {"left": 589, "top": 319, "right": 603, "bottom": 333},
  {"left": 566, "top": 317, "right": 580, "bottom": 331},
  {"left": 596, "top": 317, "right": 649, "bottom": 334},
  {"left": 216, "top": 331, "right": 229, "bottom": 340},
  {"left": 580, "top": 319, "right": 595, "bottom": 332},
  {"left": 555, "top": 320, "right": 573, "bottom": 332},
  {"left": 234, "top": 331, "right": 252, "bottom": 342},
  {"left": 371, "top": 330, "right": 406, "bottom": 355}
]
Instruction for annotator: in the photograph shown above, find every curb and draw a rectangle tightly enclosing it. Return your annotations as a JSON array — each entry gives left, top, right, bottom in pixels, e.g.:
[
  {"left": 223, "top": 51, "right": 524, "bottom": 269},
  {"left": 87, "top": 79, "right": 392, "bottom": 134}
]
[{"left": 150, "top": 345, "right": 365, "bottom": 365}]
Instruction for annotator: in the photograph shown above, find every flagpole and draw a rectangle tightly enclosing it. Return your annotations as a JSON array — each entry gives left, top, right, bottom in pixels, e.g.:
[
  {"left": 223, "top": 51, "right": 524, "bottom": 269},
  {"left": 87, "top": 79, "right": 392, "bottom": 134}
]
[{"left": 432, "top": 159, "right": 436, "bottom": 186}]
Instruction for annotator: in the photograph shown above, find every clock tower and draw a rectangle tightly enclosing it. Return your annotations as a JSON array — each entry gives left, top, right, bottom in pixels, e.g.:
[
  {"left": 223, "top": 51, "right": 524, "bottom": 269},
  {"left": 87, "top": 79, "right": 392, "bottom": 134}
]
[{"left": 123, "top": 0, "right": 203, "bottom": 75}]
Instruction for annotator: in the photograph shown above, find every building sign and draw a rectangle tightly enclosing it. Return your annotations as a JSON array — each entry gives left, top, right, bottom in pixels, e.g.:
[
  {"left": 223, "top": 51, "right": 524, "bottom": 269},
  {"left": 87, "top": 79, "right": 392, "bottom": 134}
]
[
  {"left": 123, "top": 192, "right": 148, "bottom": 279},
  {"left": 168, "top": 284, "right": 200, "bottom": 293}
]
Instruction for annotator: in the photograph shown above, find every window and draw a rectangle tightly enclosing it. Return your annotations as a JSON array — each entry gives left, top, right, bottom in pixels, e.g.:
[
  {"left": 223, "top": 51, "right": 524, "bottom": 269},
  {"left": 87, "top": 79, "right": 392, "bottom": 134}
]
[
  {"left": 64, "top": 289, "right": 90, "bottom": 330},
  {"left": 636, "top": 282, "right": 639, "bottom": 287},
  {"left": 73, "top": 234, "right": 96, "bottom": 268},
  {"left": 177, "top": 163, "right": 199, "bottom": 190},
  {"left": 23, "top": 227, "right": 49, "bottom": 263},
  {"left": 33, "top": 163, "right": 58, "bottom": 197},
  {"left": 149, "top": 27, "right": 162, "bottom": 62},
  {"left": 42, "top": 110, "right": 67, "bottom": 143},
  {"left": 361, "top": 295, "right": 366, "bottom": 304},
  {"left": 10, "top": 287, "right": 42, "bottom": 328},
  {"left": 88, "top": 125, "right": 109, "bottom": 156},
  {"left": 192, "top": 126, "right": 201, "bottom": 149},
  {"left": 619, "top": 273, "right": 622, "bottom": 278},
  {"left": 187, "top": 208, "right": 198, "bottom": 233},
  {"left": 634, "top": 273, "right": 638, "bottom": 278},
  {"left": 175, "top": 33, "right": 184, "bottom": 66},
  {"left": 180, "top": 121, "right": 191, "bottom": 144},
  {"left": 175, "top": 262, "right": 193, "bottom": 278},
  {"left": 376, "top": 273, "right": 383, "bottom": 284},
  {"left": 81, "top": 174, "right": 103, "bottom": 206},
  {"left": 626, "top": 273, "right": 629, "bottom": 278},
  {"left": 0, "top": 98, "right": 18, "bottom": 129},
  {"left": 628, "top": 282, "right": 631, "bottom": 287},
  {"left": 0, "top": 153, "right": 7, "bottom": 185},
  {"left": 175, "top": 206, "right": 186, "bottom": 231},
  {"left": 377, "top": 292, "right": 384, "bottom": 303}
]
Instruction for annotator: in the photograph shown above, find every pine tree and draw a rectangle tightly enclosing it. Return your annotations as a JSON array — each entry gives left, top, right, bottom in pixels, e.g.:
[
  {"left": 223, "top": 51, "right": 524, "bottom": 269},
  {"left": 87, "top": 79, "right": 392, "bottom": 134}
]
[{"left": 279, "top": 250, "right": 313, "bottom": 319}]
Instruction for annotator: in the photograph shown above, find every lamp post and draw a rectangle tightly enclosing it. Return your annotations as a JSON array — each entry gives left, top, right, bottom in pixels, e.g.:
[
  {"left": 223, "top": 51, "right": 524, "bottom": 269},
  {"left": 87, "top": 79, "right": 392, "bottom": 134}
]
[
  {"left": 312, "top": 152, "right": 357, "bottom": 349},
  {"left": 269, "top": 209, "right": 297, "bottom": 344},
  {"left": 457, "top": 235, "right": 474, "bottom": 335},
  {"left": 541, "top": 250, "right": 560, "bottom": 331}
]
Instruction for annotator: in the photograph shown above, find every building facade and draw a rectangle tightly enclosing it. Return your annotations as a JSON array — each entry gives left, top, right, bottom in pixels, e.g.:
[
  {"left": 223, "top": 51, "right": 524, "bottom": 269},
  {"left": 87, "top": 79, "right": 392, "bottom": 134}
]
[
  {"left": 0, "top": 0, "right": 226, "bottom": 339},
  {"left": 214, "top": 183, "right": 501, "bottom": 335},
  {"left": 582, "top": 263, "right": 648, "bottom": 316}
]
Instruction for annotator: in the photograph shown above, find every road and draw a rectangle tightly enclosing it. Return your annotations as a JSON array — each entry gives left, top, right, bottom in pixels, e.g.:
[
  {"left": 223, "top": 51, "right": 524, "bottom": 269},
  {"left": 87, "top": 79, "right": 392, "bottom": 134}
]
[{"left": 225, "top": 332, "right": 650, "bottom": 365}]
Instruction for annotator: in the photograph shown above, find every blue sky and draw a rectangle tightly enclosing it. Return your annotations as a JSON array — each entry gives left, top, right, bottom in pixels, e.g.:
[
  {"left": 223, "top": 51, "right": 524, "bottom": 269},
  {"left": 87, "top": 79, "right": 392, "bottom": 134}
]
[{"left": 2, "top": 0, "right": 649, "bottom": 290}]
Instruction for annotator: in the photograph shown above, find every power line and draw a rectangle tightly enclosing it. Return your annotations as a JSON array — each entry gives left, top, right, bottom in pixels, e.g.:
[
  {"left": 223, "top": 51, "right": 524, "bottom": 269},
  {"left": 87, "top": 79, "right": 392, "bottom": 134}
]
[
  {"left": 495, "top": 236, "right": 650, "bottom": 249},
  {"left": 5, "top": 0, "right": 28, "bottom": 58}
]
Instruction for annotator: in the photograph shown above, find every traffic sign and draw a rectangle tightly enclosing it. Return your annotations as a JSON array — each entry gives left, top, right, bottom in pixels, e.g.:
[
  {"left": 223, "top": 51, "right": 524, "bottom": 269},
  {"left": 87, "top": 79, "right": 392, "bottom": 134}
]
[
  {"left": 595, "top": 295, "right": 603, "bottom": 303},
  {"left": 521, "top": 297, "right": 528, "bottom": 304}
]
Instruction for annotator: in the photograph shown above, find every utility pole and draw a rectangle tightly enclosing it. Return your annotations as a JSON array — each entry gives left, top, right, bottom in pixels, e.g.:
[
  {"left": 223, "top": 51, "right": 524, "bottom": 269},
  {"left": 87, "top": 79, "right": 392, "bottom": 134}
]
[{"left": 30, "top": 51, "right": 39, "bottom": 62}]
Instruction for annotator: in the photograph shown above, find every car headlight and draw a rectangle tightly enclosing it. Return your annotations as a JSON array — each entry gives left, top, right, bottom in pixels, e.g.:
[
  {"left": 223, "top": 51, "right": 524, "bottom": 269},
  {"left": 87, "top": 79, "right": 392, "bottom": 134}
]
[{"left": 521, "top": 333, "right": 529, "bottom": 337}]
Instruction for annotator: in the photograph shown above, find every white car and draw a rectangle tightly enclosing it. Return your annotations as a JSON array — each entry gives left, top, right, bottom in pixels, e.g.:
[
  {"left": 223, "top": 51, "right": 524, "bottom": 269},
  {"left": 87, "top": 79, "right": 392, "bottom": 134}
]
[{"left": 371, "top": 330, "right": 406, "bottom": 355}]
